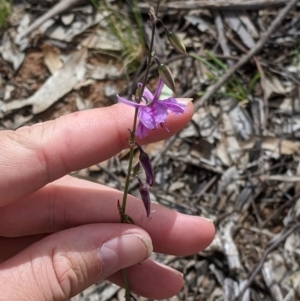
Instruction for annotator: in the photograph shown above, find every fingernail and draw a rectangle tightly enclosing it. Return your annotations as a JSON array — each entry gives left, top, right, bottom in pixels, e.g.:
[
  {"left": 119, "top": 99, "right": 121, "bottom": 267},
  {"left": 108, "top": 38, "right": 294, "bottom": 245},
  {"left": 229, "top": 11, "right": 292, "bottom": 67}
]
[
  {"left": 98, "top": 234, "right": 152, "bottom": 276},
  {"left": 200, "top": 217, "right": 214, "bottom": 223},
  {"left": 176, "top": 98, "right": 193, "bottom": 105}
]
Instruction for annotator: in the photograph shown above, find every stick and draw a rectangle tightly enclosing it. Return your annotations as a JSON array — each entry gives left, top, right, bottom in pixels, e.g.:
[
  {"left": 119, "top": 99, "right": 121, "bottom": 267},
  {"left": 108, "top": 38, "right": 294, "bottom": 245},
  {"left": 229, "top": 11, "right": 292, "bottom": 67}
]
[
  {"left": 20, "top": 0, "right": 88, "bottom": 38},
  {"left": 236, "top": 222, "right": 300, "bottom": 300},
  {"left": 138, "top": 0, "right": 294, "bottom": 11},
  {"left": 194, "top": 0, "right": 298, "bottom": 111}
]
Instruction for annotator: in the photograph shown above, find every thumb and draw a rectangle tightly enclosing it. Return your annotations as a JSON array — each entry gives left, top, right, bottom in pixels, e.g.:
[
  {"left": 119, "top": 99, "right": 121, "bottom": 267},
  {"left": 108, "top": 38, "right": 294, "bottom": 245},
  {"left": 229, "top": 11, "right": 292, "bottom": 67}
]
[{"left": 0, "top": 224, "right": 152, "bottom": 301}]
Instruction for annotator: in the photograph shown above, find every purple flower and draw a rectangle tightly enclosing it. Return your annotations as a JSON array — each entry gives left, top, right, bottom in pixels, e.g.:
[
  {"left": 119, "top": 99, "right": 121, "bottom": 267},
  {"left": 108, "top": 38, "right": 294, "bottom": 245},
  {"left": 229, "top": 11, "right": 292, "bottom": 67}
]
[
  {"left": 117, "top": 78, "right": 187, "bottom": 138},
  {"left": 137, "top": 177, "right": 151, "bottom": 218},
  {"left": 136, "top": 143, "right": 154, "bottom": 187}
]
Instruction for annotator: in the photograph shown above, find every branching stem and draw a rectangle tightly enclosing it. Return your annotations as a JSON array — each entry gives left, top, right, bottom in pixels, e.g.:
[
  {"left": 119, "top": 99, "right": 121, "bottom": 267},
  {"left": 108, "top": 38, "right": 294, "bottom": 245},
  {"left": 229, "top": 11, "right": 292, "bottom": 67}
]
[
  {"left": 119, "top": 1, "right": 161, "bottom": 300},
  {"left": 121, "top": 0, "right": 160, "bottom": 214}
]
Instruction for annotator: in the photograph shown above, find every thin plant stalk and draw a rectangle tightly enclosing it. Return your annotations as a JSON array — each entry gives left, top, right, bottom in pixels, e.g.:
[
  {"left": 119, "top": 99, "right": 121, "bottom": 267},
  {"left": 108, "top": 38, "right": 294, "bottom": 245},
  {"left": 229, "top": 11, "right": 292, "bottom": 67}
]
[
  {"left": 121, "top": 0, "right": 160, "bottom": 213},
  {"left": 119, "top": 2, "right": 161, "bottom": 300},
  {"left": 121, "top": 269, "right": 131, "bottom": 301}
]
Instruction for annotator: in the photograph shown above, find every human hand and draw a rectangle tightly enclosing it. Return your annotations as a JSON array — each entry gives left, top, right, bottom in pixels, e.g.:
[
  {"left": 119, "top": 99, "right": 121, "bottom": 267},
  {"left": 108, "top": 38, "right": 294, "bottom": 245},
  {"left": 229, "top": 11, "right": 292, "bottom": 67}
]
[{"left": 0, "top": 102, "right": 215, "bottom": 300}]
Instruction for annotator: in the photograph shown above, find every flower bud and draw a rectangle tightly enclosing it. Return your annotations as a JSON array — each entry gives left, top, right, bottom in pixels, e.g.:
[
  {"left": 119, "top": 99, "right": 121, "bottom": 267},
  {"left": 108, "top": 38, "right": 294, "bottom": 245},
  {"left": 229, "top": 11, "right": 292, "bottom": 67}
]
[
  {"left": 136, "top": 144, "right": 154, "bottom": 187},
  {"left": 137, "top": 177, "right": 151, "bottom": 218},
  {"left": 135, "top": 85, "right": 142, "bottom": 103},
  {"left": 167, "top": 31, "right": 187, "bottom": 55},
  {"left": 158, "top": 64, "right": 175, "bottom": 92}
]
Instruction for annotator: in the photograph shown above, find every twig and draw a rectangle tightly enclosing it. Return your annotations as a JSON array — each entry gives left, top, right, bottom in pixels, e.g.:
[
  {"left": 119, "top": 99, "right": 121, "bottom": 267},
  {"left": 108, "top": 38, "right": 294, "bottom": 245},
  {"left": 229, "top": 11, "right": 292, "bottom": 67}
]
[
  {"left": 138, "top": 0, "right": 294, "bottom": 11},
  {"left": 253, "top": 58, "right": 268, "bottom": 133},
  {"left": 226, "top": 32, "right": 269, "bottom": 132},
  {"left": 260, "top": 175, "right": 300, "bottom": 182},
  {"left": 194, "top": 0, "right": 298, "bottom": 111},
  {"left": 236, "top": 222, "right": 300, "bottom": 300},
  {"left": 192, "top": 175, "right": 219, "bottom": 199},
  {"left": 20, "top": 0, "right": 87, "bottom": 38},
  {"left": 261, "top": 191, "right": 300, "bottom": 227},
  {"left": 120, "top": 53, "right": 242, "bottom": 100}
]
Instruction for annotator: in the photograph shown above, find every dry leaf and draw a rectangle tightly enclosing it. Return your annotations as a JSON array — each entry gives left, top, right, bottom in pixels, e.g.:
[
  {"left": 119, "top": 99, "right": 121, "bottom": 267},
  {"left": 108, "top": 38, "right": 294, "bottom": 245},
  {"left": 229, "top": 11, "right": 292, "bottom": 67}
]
[
  {"left": 0, "top": 48, "right": 87, "bottom": 115},
  {"left": 1, "top": 32, "right": 25, "bottom": 70},
  {"left": 224, "top": 11, "right": 255, "bottom": 49},
  {"left": 264, "top": 73, "right": 285, "bottom": 100},
  {"left": 241, "top": 136, "right": 300, "bottom": 156},
  {"left": 42, "top": 43, "right": 63, "bottom": 74}
]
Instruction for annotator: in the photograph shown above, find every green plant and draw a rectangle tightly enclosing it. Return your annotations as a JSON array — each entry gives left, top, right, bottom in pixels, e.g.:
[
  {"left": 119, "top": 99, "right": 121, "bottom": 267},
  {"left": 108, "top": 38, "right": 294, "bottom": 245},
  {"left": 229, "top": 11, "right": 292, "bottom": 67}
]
[
  {"left": 291, "top": 43, "right": 300, "bottom": 66},
  {"left": 0, "top": 0, "right": 11, "bottom": 28},
  {"left": 90, "top": 0, "right": 145, "bottom": 74},
  {"left": 191, "top": 52, "right": 260, "bottom": 100}
]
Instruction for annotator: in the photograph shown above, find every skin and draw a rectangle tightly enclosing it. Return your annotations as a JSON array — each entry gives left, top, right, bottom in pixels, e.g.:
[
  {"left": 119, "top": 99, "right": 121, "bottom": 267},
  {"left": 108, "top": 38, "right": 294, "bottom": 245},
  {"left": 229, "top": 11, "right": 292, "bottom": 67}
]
[{"left": 0, "top": 102, "right": 215, "bottom": 300}]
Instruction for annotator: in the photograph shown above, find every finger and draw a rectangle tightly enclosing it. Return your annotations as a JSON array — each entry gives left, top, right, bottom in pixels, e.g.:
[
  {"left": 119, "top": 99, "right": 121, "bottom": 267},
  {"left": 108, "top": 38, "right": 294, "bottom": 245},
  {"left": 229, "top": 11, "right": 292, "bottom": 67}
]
[
  {"left": 0, "top": 102, "right": 193, "bottom": 206},
  {"left": 0, "top": 176, "right": 215, "bottom": 256},
  {"left": 108, "top": 259, "right": 184, "bottom": 299},
  {"left": 0, "top": 234, "right": 47, "bottom": 262},
  {"left": 0, "top": 224, "right": 153, "bottom": 300},
  {"left": 0, "top": 235, "right": 184, "bottom": 299}
]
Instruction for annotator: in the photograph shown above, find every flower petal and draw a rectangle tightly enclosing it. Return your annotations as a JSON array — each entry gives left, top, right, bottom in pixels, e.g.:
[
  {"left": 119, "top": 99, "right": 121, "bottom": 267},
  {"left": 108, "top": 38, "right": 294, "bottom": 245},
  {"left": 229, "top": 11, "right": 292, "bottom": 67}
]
[
  {"left": 117, "top": 95, "right": 142, "bottom": 108},
  {"left": 137, "top": 177, "right": 151, "bottom": 218},
  {"left": 138, "top": 107, "right": 157, "bottom": 129},
  {"left": 137, "top": 83, "right": 154, "bottom": 101},
  {"left": 151, "top": 101, "right": 169, "bottom": 124},
  {"left": 136, "top": 121, "right": 149, "bottom": 138},
  {"left": 152, "top": 78, "right": 164, "bottom": 101},
  {"left": 137, "top": 144, "right": 154, "bottom": 187},
  {"left": 160, "top": 97, "right": 187, "bottom": 114}
]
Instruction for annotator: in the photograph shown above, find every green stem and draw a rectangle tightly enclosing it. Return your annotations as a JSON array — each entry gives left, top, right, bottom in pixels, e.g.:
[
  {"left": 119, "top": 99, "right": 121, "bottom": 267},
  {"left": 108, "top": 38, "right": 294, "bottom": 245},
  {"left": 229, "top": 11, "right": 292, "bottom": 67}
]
[
  {"left": 121, "top": 269, "right": 131, "bottom": 300},
  {"left": 121, "top": 0, "right": 160, "bottom": 213},
  {"left": 120, "top": 2, "right": 161, "bottom": 300}
]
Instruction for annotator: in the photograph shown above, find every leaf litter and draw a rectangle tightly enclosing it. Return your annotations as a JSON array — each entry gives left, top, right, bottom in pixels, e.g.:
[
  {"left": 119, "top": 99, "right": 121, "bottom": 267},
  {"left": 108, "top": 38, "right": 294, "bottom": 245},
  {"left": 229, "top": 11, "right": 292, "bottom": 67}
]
[{"left": 1, "top": 0, "right": 300, "bottom": 300}]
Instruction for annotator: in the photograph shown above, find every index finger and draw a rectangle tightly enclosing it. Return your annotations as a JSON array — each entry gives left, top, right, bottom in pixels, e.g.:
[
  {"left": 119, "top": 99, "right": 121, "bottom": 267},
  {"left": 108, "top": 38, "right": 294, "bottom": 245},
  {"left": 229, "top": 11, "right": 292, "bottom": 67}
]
[{"left": 0, "top": 102, "right": 193, "bottom": 206}]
